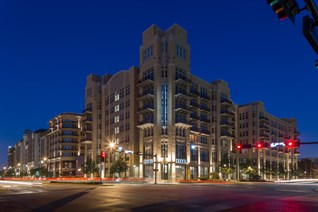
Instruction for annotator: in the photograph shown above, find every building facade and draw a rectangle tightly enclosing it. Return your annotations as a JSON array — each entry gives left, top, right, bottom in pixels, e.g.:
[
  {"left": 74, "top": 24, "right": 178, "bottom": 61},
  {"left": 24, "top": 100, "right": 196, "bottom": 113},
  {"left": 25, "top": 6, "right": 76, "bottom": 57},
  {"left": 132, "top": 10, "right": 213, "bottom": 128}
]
[
  {"left": 237, "top": 102, "right": 300, "bottom": 180},
  {"left": 47, "top": 113, "right": 82, "bottom": 177},
  {"left": 83, "top": 24, "right": 236, "bottom": 181}
]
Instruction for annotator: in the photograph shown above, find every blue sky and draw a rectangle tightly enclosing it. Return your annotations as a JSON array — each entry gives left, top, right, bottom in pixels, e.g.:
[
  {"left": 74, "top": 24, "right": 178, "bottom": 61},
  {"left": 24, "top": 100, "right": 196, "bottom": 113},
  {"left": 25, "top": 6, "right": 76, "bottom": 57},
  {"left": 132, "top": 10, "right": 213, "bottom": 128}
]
[{"left": 0, "top": 0, "right": 317, "bottom": 168}]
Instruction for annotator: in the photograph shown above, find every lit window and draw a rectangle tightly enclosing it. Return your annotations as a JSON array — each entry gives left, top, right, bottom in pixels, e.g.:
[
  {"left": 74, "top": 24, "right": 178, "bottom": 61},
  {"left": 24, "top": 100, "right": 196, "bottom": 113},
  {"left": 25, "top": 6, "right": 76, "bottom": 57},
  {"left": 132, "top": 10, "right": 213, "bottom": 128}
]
[
  {"left": 115, "top": 92, "right": 120, "bottom": 101},
  {"left": 115, "top": 127, "right": 119, "bottom": 134},
  {"left": 115, "top": 105, "right": 119, "bottom": 112},
  {"left": 115, "top": 116, "right": 119, "bottom": 123}
]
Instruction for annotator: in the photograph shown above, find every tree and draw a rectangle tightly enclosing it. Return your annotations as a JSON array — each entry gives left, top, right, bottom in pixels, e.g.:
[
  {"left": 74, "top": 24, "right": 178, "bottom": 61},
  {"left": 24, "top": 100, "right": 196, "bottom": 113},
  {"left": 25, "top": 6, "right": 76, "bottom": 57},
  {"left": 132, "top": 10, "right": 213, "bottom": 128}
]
[
  {"left": 81, "top": 160, "right": 99, "bottom": 178},
  {"left": 5, "top": 169, "right": 15, "bottom": 177},
  {"left": 30, "top": 167, "right": 48, "bottom": 177},
  {"left": 110, "top": 155, "right": 128, "bottom": 178}
]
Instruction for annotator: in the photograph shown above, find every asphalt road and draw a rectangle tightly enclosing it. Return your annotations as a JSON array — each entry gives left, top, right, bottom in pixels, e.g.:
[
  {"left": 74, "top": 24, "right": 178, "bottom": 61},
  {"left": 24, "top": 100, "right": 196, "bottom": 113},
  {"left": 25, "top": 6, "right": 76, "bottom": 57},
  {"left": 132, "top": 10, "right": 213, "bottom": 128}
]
[{"left": 0, "top": 181, "right": 318, "bottom": 211}]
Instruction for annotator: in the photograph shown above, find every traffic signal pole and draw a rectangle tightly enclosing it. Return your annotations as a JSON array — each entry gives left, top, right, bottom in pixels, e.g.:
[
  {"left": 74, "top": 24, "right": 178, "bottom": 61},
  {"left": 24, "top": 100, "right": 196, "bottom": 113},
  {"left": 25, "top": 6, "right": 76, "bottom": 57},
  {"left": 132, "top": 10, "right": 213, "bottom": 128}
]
[{"left": 236, "top": 149, "right": 240, "bottom": 181}]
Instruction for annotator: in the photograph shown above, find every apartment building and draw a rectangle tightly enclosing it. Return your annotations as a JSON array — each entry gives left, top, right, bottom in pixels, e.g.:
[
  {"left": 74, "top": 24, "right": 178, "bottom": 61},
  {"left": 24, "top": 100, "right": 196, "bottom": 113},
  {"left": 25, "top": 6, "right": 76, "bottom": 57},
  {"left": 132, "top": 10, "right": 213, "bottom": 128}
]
[
  {"left": 7, "top": 146, "right": 15, "bottom": 169},
  {"left": 47, "top": 113, "right": 82, "bottom": 177},
  {"left": 237, "top": 102, "right": 299, "bottom": 180},
  {"left": 83, "top": 24, "right": 236, "bottom": 181}
]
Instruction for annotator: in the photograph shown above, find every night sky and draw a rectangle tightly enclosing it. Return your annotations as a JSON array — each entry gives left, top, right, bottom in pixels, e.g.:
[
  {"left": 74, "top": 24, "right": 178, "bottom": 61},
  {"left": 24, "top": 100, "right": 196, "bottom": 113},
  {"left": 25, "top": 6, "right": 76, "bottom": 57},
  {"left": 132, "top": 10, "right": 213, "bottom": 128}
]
[{"left": 1, "top": 0, "right": 317, "bottom": 168}]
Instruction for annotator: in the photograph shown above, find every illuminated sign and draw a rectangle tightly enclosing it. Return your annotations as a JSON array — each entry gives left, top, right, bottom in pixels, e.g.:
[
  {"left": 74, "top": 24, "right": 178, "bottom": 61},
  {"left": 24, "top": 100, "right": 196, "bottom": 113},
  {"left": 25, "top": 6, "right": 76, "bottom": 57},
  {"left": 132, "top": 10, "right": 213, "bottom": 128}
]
[
  {"left": 270, "top": 142, "right": 285, "bottom": 147},
  {"left": 144, "top": 159, "right": 153, "bottom": 164},
  {"left": 176, "top": 159, "right": 187, "bottom": 164},
  {"left": 125, "top": 150, "right": 133, "bottom": 154}
]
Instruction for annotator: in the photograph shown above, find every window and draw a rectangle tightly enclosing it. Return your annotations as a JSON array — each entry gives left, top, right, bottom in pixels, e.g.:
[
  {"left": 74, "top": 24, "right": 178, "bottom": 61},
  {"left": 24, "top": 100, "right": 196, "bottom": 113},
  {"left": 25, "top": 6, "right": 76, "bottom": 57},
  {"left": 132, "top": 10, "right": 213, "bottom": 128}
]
[
  {"left": 143, "top": 45, "right": 153, "bottom": 62},
  {"left": 114, "top": 116, "right": 119, "bottom": 123},
  {"left": 115, "top": 92, "right": 120, "bottom": 101},
  {"left": 161, "top": 144, "right": 168, "bottom": 158},
  {"left": 190, "top": 147, "right": 198, "bottom": 161},
  {"left": 176, "top": 144, "right": 186, "bottom": 159},
  {"left": 200, "top": 137, "right": 208, "bottom": 144},
  {"left": 176, "top": 44, "right": 186, "bottom": 59},
  {"left": 115, "top": 105, "right": 119, "bottom": 112},
  {"left": 86, "top": 87, "right": 92, "bottom": 97},
  {"left": 161, "top": 41, "right": 167, "bottom": 53},
  {"left": 115, "top": 127, "right": 119, "bottom": 134}
]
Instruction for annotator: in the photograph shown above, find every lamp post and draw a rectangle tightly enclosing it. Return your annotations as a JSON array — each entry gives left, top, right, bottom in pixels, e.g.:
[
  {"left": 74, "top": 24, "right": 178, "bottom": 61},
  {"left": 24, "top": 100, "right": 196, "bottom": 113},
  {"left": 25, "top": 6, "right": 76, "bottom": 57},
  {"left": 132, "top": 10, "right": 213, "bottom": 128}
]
[{"left": 108, "top": 142, "right": 116, "bottom": 178}]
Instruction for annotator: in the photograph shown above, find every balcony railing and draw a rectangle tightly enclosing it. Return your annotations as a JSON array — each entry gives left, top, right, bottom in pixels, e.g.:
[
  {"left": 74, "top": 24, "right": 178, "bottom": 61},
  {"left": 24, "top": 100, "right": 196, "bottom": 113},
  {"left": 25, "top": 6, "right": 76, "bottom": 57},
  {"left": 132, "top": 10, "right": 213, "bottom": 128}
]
[
  {"left": 138, "top": 119, "right": 154, "bottom": 125},
  {"left": 138, "top": 105, "right": 154, "bottom": 112},
  {"left": 190, "top": 114, "right": 200, "bottom": 120},
  {"left": 190, "top": 102, "right": 200, "bottom": 108},
  {"left": 200, "top": 129, "right": 211, "bottom": 135},
  {"left": 200, "top": 118, "right": 210, "bottom": 123},
  {"left": 175, "top": 119, "right": 190, "bottom": 125},
  {"left": 175, "top": 76, "right": 191, "bottom": 83},
  {"left": 200, "top": 95, "right": 210, "bottom": 100},
  {"left": 190, "top": 127, "right": 200, "bottom": 132},
  {"left": 175, "top": 104, "right": 190, "bottom": 111}
]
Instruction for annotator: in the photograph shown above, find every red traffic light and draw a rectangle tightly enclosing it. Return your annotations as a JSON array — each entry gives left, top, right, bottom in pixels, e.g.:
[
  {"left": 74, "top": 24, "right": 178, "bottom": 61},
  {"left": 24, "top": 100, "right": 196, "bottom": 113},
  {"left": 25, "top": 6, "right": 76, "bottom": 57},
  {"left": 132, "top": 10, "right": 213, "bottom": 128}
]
[
  {"left": 286, "top": 140, "right": 294, "bottom": 147},
  {"left": 256, "top": 143, "right": 263, "bottom": 148},
  {"left": 101, "top": 151, "right": 106, "bottom": 158},
  {"left": 236, "top": 144, "right": 242, "bottom": 150}
]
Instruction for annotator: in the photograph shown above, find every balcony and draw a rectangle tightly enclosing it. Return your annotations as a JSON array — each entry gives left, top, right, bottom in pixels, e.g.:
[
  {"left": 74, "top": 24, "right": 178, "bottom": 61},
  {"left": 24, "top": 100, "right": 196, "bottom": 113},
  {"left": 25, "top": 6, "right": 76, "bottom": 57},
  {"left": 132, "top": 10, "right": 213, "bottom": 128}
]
[
  {"left": 175, "top": 76, "right": 191, "bottom": 84},
  {"left": 200, "top": 117, "right": 210, "bottom": 123},
  {"left": 82, "top": 117, "right": 92, "bottom": 123},
  {"left": 200, "top": 105, "right": 210, "bottom": 112},
  {"left": 200, "top": 129, "right": 211, "bottom": 135},
  {"left": 175, "top": 119, "right": 192, "bottom": 128},
  {"left": 175, "top": 104, "right": 190, "bottom": 112},
  {"left": 190, "top": 101, "right": 200, "bottom": 108},
  {"left": 220, "top": 121, "right": 234, "bottom": 128},
  {"left": 200, "top": 95, "right": 210, "bottom": 100},
  {"left": 220, "top": 98, "right": 232, "bottom": 105},
  {"left": 190, "top": 127, "right": 200, "bottom": 133},
  {"left": 221, "top": 132, "right": 234, "bottom": 138},
  {"left": 82, "top": 109, "right": 92, "bottom": 114},
  {"left": 190, "top": 90, "right": 200, "bottom": 97},
  {"left": 137, "top": 119, "right": 154, "bottom": 128},
  {"left": 190, "top": 114, "right": 200, "bottom": 120},
  {"left": 138, "top": 105, "right": 154, "bottom": 113},
  {"left": 138, "top": 77, "right": 154, "bottom": 86},
  {"left": 220, "top": 110, "right": 234, "bottom": 117},
  {"left": 137, "top": 90, "right": 154, "bottom": 99},
  {"left": 175, "top": 90, "right": 190, "bottom": 98}
]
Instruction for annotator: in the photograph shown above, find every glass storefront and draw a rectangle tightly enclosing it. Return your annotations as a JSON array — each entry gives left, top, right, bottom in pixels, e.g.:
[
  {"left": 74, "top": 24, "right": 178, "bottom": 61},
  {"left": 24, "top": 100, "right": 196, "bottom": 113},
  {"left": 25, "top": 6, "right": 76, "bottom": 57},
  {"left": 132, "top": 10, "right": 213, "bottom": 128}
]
[
  {"left": 161, "top": 164, "right": 168, "bottom": 180},
  {"left": 190, "top": 166, "right": 198, "bottom": 179},
  {"left": 144, "top": 165, "right": 153, "bottom": 178},
  {"left": 176, "top": 165, "right": 185, "bottom": 180},
  {"left": 200, "top": 166, "right": 208, "bottom": 177}
]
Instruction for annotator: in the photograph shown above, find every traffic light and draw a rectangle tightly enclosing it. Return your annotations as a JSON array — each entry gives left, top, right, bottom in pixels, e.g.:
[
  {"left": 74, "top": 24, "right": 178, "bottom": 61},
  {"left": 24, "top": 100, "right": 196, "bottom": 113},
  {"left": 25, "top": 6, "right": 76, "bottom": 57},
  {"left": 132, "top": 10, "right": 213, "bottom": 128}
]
[
  {"left": 285, "top": 139, "right": 294, "bottom": 148},
  {"left": 294, "top": 139, "right": 300, "bottom": 148},
  {"left": 236, "top": 144, "right": 242, "bottom": 150},
  {"left": 101, "top": 151, "right": 106, "bottom": 160},
  {"left": 267, "top": 0, "right": 300, "bottom": 24},
  {"left": 136, "top": 152, "right": 143, "bottom": 155},
  {"left": 256, "top": 142, "right": 263, "bottom": 148}
]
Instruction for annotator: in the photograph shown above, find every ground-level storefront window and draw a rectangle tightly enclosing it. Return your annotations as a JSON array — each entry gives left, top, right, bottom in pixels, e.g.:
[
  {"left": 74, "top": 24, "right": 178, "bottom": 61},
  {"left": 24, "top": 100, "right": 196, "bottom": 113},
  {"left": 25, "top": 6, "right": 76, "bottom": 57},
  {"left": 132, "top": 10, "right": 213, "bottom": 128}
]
[
  {"left": 144, "top": 165, "right": 153, "bottom": 178},
  {"left": 161, "top": 164, "right": 168, "bottom": 180},
  {"left": 176, "top": 165, "right": 185, "bottom": 180},
  {"left": 190, "top": 166, "right": 198, "bottom": 179}
]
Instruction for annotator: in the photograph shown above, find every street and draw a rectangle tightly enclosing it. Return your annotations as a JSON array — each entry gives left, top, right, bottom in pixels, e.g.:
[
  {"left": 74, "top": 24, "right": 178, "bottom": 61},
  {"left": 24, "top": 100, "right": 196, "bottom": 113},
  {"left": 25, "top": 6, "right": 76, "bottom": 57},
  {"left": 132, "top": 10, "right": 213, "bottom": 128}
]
[{"left": 0, "top": 181, "right": 318, "bottom": 211}]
